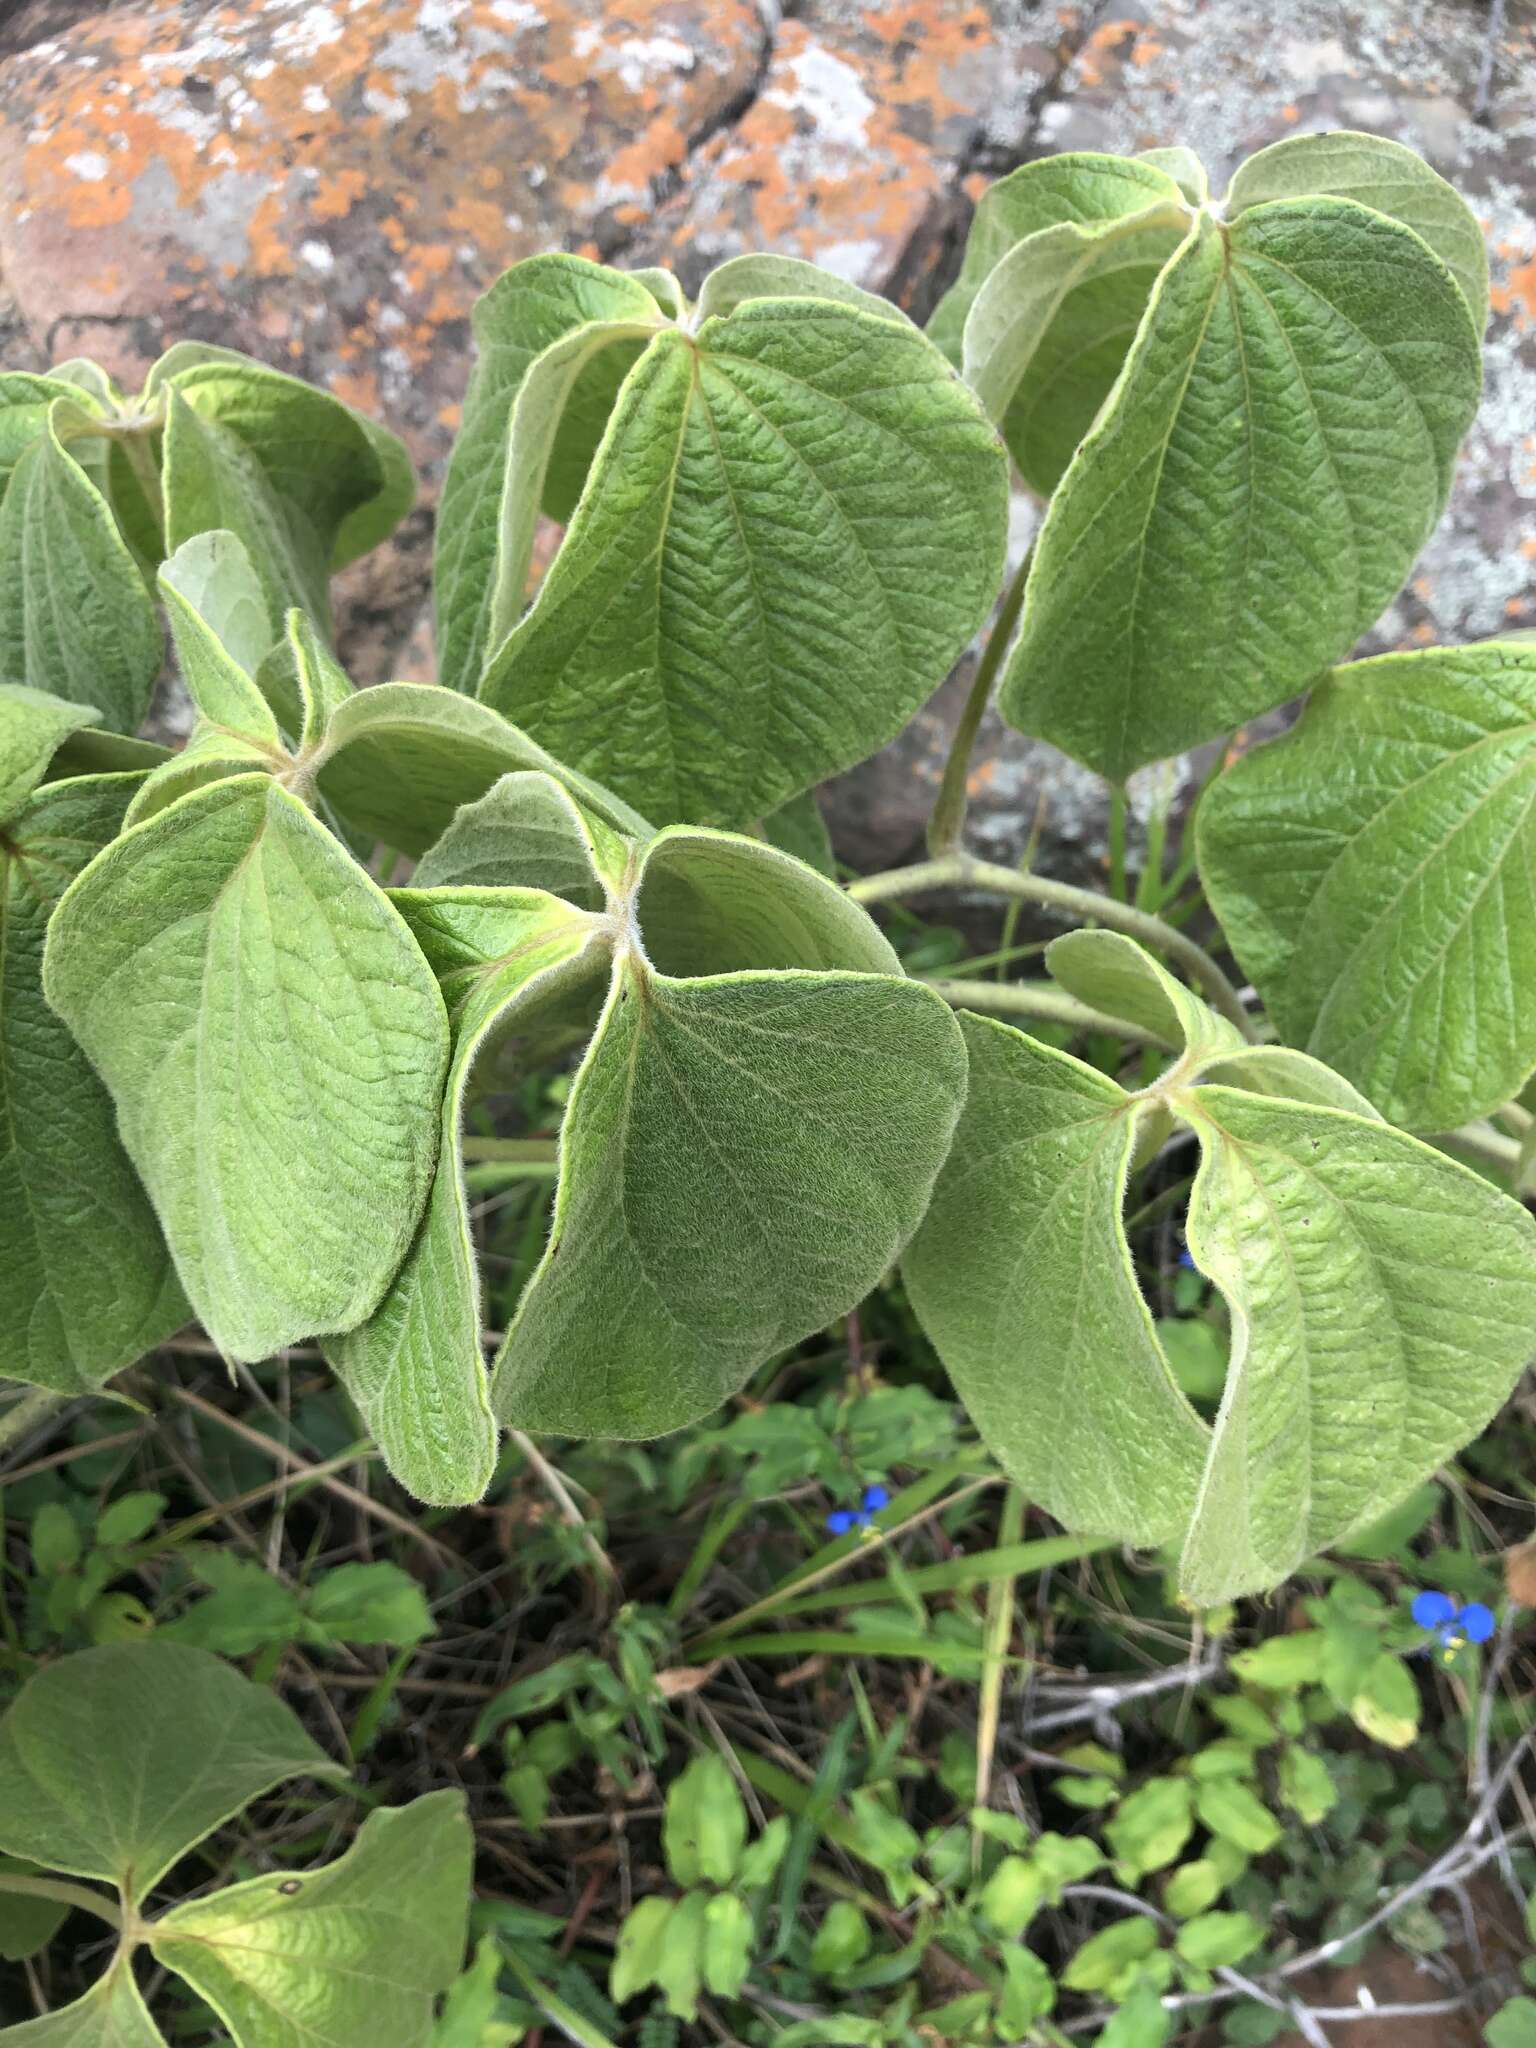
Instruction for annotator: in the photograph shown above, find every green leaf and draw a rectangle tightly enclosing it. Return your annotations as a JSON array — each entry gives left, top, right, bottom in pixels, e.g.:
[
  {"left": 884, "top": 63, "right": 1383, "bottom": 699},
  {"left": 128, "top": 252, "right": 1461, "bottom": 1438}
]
[
  {"left": 0, "top": 371, "right": 99, "bottom": 498},
  {"left": 1106, "top": 1778, "right": 1195, "bottom": 1881},
  {"left": 1194, "top": 1779, "right": 1282, "bottom": 1856},
  {"left": 760, "top": 787, "right": 834, "bottom": 877},
  {"left": 43, "top": 774, "right": 449, "bottom": 1360},
  {"left": 1163, "top": 1858, "right": 1223, "bottom": 1918},
  {"left": 1000, "top": 196, "right": 1482, "bottom": 781},
  {"left": 1229, "top": 1633, "right": 1328, "bottom": 1691},
  {"left": 150, "top": 1792, "right": 470, "bottom": 2048},
  {"left": 664, "top": 1754, "right": 748, "bottom": 1887},
  {"left": 1095, "top": 1985, "right": 1172, "bottom": 2048},
  {"left": 1348, "top": 1649, "right": 1420, "bottom": 1749},
  {"left": 1487, "top": 1997, "right": 1536, "bottom": 2047},
  {"left": 309, "top": 679, "right": 649, "bottom": 857},
  {"left": 1199, "top": 641, "right": 1536, "bottom": 1131},
  {"left": 257, "top": 605, "right": 354, "bottom": 751},
  {"left": 157, "top": 531, "right": 282, "bottom": 740},
  {"left": 1177, "top": 1086, "right": 1536, "bottom": 1602},
  {"left": 301, "top": 1562, "right": 434, "bottom": 1646},
  {"left": 30, "top": 1504, "right": 80, "bottom": 1575},
  {"left": 928, "top": 151, "right": 1187, "bottom": 367},
  {"left": 1, "top": 773, "right": 188, "bottom": 1393},
  {"left": 94, "top": 1491, "right": 167, "bottom": 1548},
  {"left": 0, "top": 402, "right": 161, "bottom": 733},
  {"left": 0, "top": 1641, "right": 342, "bottom": 1905},
  {"left": 162, "top": 1550, "right": 303, "bottom": 1655},
  {"left": 1278, "top": 1746, "right": 1337, "bottom": 1824},
  {"left": 414, "top": 770, "right": 623, "bottom": 907},
  {"left": 479, "top": 294, "right": 1008, "bottom": 829},
  {"left": 0, "top": 1963, "right": 167, "bottom": 2045},
  {"left": 611, "top": 1896, "right": 673, "bottom": 2006},
  {"left": 0, "top": 685, "right": 98, "bottom": 826},
  {"left": 998, "top": 1945, "right": 1055, "bottom": 2030},
  {"left": 493, "top": 963, "right": 967, "bottom": 1437},
  {"left": 653, "top": 1891, "right": 707, "bottom": 2023},
  {"left": 1175, "top": 1910, "right": 1264, "bottom": 1969},
  {"left": 1062, "top": 1914, "right": 1159, "bottom": 1994},
  {"left": 1226, "top": 129, "right": 1488, "bottom": 333},
  {"left": 0, "top": 1857, "right": 69, "bottom": 1963},
  {"left": 697, "top": 254, "right": 912, "bottom": 328},
  {"left": 435, "top": 253, "right": 664, "bottom": 695},
  {"left": 700, "top": 1892, "right": 753, "bottom": 1999},
  {"left": 903, "top": 1016, "right": 1209, "bottom": 1548},
  {"left": 976, "top": 1854, "right": 1043, "bottom": 1938},
  {"left": 810, "top": 1900, "right": 872, "bottom": 1974},
  {"left": 327, "top": 886, "right": 603, "bottom": 1504},
  {"left": 432, "top": 1935, "right": 505, "bottom": 2048},
  {"left": 964, "top": 205, "right": 1189, "bottom": 497}
]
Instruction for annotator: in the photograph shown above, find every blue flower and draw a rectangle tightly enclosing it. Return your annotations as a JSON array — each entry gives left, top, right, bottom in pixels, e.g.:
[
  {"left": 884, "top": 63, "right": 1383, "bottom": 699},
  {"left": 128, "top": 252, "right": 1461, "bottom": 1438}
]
[
  {"left": 1411, "top": 1589, "right": 1495, "bottom": 1654},
  {"left": 1178, "top": 1248, "right": 1197, "bottom": 1271},
  {"left": 826, "top": 1484, "right": 890, "bottom": 1536}
]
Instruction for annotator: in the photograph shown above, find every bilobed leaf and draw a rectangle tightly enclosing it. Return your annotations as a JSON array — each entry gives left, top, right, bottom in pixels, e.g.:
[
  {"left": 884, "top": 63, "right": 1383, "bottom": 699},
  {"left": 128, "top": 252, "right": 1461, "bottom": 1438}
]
[
  {"left": 493, "top": 963, "right": 968, "bottom": 1436},
  {"left": 0, "top": 1964, "right": 167, "bottom": 2045},
  {"left": 1177, "top": 1086, "right": 1536, "bottom": 1603},
  {"left": 436, "top": 254, "right": 664, "bottom": 694},
  {"left": 0, "top": 402, "right": 161, "bottom": 733},
  {"left": 902, "top": 1015, "right": 1209, "bottom": 1547},
  {"left": 1, "top": 774, "right": 187, "bottom": 1394},
  {"left": 964, "top": 205, "right": 1189, "bottom": 497},
  {"left": 327, "top": 887, "right": 605, "bottom": 1504},
  {"left": 43, "top": 774, "right": 449, "bottom": 1360},
  {"left": 927, "top": 151, "right": 1186, "bottom": 366},
  {"left": 0, "top": 685, "right": 98, "bottom": 825},
  {"left": 308, "top": 679, "right": 648, "bottom": 856},
  {"left": 1000, "top": 197, "right": 1482, "bottom": 780},
  {"left": 480, "top": 296, "right": 1009, "bottom": 829},
  {"left": 1227, "top": 129, "right": 1489, "bottom": 333},
  {"left": 0, "top": 1641, "right": 342, "bottom": 1905},
  {"left": 150, "top": 1792, "right": 471, "bottom": 2048},
  {"left": 1198, "top": 641, "right": 1536, "bottom": 1131}
]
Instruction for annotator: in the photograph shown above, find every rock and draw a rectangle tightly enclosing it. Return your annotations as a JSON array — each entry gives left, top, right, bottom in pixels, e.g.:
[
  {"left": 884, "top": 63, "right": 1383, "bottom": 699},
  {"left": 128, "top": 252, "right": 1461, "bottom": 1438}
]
[
  {"left": 0, "top": 0, "right": 767, "bottom": 674},
  {"left": 1, "top": 0, "right": 1533, "bottom": 888}
]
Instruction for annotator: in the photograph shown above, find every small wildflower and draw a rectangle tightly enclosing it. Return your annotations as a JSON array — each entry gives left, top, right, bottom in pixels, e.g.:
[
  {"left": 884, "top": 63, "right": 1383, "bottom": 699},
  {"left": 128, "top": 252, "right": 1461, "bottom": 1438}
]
[
  {"left": 1410, "top": 1588, "right": 1495, "bottom": 1658},
  {"left": 826, "top": 1484, "right": 890, "bottom": 1537},
  {"left": 1178, "top": 1247, "right": 1197, "bottom": 1271}
]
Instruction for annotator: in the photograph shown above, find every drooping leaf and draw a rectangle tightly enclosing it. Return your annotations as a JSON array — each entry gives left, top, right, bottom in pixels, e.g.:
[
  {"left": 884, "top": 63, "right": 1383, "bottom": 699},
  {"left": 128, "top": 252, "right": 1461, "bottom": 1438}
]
[
  {"left": 157, "top": 531, "right": 282, "bottom": 740},
  {"left": 1, "top": 773, "right": 187, "bottom": 1393},
  {"left": 435, "top": 254, "right": 665, "bottom": 695},
  {"left": 1199, "top": 641, "right": 1536, "bottom": 1131},
  {"left": 0, "top": 401, "right": 162, "bottom": 733},
  {"left": 0, "top": 1857, "right": 70, "bottom": 1963},
  {"left": 696, "top": 253, "right": 912, "bottom": 327},
  {"left": 493, "top": 964, "right": 968, "bottom": 1437},
  {"left": 43, "top": 774, "right": 449, "bottom": 1360},
  {"left": 1178, "top": 1085, "right": 1536, "bottom": 1602},
  {"left": 308, "top": 680, "right": 649, "bottom": 857},
  {"left": 0, "top": 1964, "right": 167, "bottom": 2045},
  {"left": 927, "top": 151, "right": 1187, "bottom": 366},
  {"left": 905, "top": 939, "right": 1536, "bottom": 1599},
  {"left": 0, "top": 1641, "right": 342, "bottom": 1906},
  {"left": 327, "top": 887, "right": 605, "bottom": 1504},
  {"left": 0, "top": 372, "right": 99, "bottom": 498},
  {"left": 1226, "top": 128, "right": 1488, "bottom": 333},
  {"left": 479, "top": 294, "right": 1009, "bottom": 828},
  {"left": 902, "top": 1014, "right": 1209, "bottom": 1547},
  {"left": 150, "top": 1792, "right": 471, "bottom": 2048},
  {"left": 999, "top": 196, "right": 1482, "bottom": 780},
  {"left": 0, "top": 685, "right": 98, "bottom": 825}
]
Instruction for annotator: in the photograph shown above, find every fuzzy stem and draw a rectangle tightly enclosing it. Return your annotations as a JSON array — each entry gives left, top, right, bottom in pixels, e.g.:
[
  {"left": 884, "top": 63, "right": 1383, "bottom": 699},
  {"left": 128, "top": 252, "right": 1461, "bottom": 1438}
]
[
  {"left": 0, "top": 1388, "right": 67, "bottom": 1460},
  {"left": 926, "top": 546, "right": 1033, "bottom": 858},
  {"left": 850, "top": 853, "right": 1256, "bottom": 1040},
  {"left": 920, "top": 977, "right": 1171, "bottom": 1047}
]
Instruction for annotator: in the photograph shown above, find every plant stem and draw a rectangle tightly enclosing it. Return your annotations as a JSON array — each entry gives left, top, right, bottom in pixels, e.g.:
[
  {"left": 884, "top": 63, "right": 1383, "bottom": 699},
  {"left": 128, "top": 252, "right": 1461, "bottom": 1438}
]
[
  {"left": 0, "top": 1871, "right": 122, "bottom": 1932},
  {"left": 1107, "top": 786, "right": 1128, "bottom": 902},
  {"left": 919, "top": 977, "right": 1172, "bottom": 1048},
  {"left": 849, "top": 854, "right": 1256, "bottom": 1040},
  {"left": 1436, "top": 1121, "right": 1521, "bottom": 1173},
  {"left": 0, "top": 1388, "right": 66, "bottom": 1460},
  {"left": 926, "top": 545, "right": 1033, "bottom": 858}
]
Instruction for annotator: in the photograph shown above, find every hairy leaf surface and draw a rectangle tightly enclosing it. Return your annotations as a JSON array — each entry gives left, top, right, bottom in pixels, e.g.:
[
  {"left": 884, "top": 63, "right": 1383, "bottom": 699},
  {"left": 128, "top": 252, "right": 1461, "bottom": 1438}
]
[
  {"left": 0, "top": 686, "right": 98, "bottom": 825},
  {"left": 0, "top": 403, "right": 161, "bottom": 733},
  {"left": 150, "top": 1793, "right": 470, "bottom": 2048},
  {"left": 479, "top": 299, "right": 1009, "bottom": 828},
  {"left": 494, "top": 966, "right": 968, "bottom": 1437},
  {"left": 1199, "top": 642, "right": 1536, "bottom": 1130},
  {"left": 1179, "top": 1087, "right": 1536, "bottom": 1601},
  {"left": 1000, "top": 200, "right": 1481, "bottom": 779},
  {"left": 310, "top": 680, "right": 648, "bottom": 857},
  {"left": 2, "top": 774, "right": 187, "bottom": 1392},
  {"left": 0, "top": 1966, "right": 166, "bottom": 2045},
  {"left": 0, "top": 1642, "right": 342, "bottom": 1904},
  {"left": 413, "top": 769, "right": 622, "bottom": 906},
  {"left": 43, "top": 775, "right": 449, "bottom": 1359},
  {"left": 902, "top": 1015, "right": 1208, "bottom": 1546},
  {"left": 328, "top": 890, "right": 604, "bottom": 1504},
  {"left": 435, "top": 254, "right": 663, "bottom": 694}
]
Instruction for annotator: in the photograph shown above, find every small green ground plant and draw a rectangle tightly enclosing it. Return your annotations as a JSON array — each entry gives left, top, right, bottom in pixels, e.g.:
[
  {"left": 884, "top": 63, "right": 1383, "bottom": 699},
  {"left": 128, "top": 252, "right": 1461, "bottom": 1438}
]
[{"left": 3, "top": 128, "right": 1536, "bottom": 2046}]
